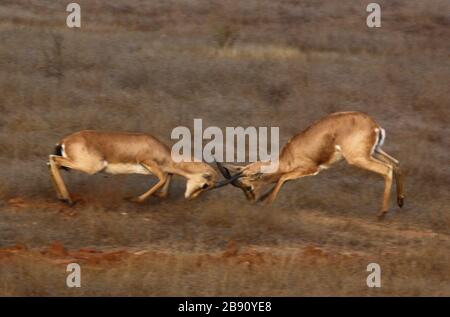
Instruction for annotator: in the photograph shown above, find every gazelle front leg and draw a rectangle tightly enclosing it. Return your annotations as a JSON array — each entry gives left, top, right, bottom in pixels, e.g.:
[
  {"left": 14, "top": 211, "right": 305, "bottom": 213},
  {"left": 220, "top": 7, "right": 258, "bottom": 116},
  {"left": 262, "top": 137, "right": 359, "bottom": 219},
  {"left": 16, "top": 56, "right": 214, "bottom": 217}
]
[
  {"left": 48, "top": 155, "right": 73, "bottom": 205},
  {"left": 153, "top": 173, "right": 172, "bottom": 198},
  {"left": 260, "top": 177, "right": 286, "bottom": 205},
  {"left": 259, "top": 168, "right": 319, "bottom": 204},
  {"left": 127, "top": 162, "right": 167, "bottom": 203}
]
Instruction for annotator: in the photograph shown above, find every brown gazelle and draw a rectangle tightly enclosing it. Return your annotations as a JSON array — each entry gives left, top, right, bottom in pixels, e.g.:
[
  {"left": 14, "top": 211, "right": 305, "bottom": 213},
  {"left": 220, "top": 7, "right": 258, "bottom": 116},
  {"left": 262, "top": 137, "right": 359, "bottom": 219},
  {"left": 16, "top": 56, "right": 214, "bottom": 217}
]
[
  {"left": 217, "top": 111, "right": 405, "bottom": 219},
  {"left": 48, "top": 130, "right": 240, "bottom": 205}
]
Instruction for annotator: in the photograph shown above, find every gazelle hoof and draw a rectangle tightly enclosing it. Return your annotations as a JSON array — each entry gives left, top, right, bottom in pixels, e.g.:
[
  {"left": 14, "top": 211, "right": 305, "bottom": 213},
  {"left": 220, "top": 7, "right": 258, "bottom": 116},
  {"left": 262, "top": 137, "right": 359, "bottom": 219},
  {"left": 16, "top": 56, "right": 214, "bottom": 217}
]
[
  {"left": 397, "top": 197, "right": 404, "bottom": 208},
  {"left": 60, "top": 198, "right": 75, "bottom": 207},
  {"left": 125, "top": 196, "right": 143, "bottom": 203},
  {"left": 153, "top": 192, "right": 168, "bottom": 199},
  {"left": 256, "top": 192, "right": 270, "bottom": 203},
  {"left": 249, "top": 197, "right": 257, "bottom": 204},
  {"left": 377, "top": 211, "right": 387, "bottom": 221}
]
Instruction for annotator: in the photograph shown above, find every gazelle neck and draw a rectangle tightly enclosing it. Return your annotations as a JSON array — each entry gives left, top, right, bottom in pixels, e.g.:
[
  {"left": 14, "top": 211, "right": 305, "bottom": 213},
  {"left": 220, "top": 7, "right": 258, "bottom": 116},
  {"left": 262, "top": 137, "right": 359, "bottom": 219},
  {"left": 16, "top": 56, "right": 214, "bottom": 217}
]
[{"left": 166, "top": 160, "right": 215, "bottom": 179}]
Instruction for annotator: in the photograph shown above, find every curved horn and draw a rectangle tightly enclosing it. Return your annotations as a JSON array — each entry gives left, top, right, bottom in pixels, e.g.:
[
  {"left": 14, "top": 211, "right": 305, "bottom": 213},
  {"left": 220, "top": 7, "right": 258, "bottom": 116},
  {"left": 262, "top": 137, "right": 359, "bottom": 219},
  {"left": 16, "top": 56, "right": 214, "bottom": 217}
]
[
  {"left": 216, "top": 160, "right": 232, "bottom": 177},
  {"left": 214, "top": 161, "right": 255, "bottom": 201},
  {"left": 215, "top": 161, "right": 242, "bottom": 187},
  {"left": 210, "top": 171, "right": 244, "bottom": 190}
]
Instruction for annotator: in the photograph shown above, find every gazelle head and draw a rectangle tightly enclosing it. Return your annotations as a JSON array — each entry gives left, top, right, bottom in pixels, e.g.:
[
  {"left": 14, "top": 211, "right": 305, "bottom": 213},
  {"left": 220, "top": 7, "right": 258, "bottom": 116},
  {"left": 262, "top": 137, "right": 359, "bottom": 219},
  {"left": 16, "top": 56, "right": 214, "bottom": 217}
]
[
  {"left": 185, "top": 171, "right": 216, "bottom": 199},
  {"left": 215, "top": 161, "right": 266, "bottom": 202},
  {"left": 183, "top": 162, "right": 244, "bottom": 200}
]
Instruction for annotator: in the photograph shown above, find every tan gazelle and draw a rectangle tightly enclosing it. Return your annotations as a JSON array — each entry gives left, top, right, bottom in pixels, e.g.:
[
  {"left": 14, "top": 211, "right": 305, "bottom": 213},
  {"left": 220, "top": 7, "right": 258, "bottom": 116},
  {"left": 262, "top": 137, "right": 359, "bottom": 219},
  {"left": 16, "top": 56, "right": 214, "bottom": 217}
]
[
  {"left": 48, "top": 130, "right": 241, "bottom": 205},
  {"left": 217, "top": 111, "right": 405, "bottom": 219}
]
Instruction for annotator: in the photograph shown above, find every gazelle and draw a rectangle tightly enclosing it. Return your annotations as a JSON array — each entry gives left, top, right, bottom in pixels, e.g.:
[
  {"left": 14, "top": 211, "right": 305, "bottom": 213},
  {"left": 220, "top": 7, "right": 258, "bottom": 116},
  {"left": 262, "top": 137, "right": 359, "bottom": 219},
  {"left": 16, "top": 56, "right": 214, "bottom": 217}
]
[
  {"left": 217, "top": 111, "right": 405, "bottom": 219},
  {"left": 48, "top": 130, "right": 240, "bottom": 205}
]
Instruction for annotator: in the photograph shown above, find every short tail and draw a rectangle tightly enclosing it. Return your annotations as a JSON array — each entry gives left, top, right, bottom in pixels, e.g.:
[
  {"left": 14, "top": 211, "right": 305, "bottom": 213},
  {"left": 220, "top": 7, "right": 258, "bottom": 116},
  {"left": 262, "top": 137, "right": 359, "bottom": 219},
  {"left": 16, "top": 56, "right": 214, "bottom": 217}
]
[
  {"left": 53, "top": 144, "right": 69, "bottom": 171},
  {"left": 54, "top": 144, "right": 63, "bottom": 156}
]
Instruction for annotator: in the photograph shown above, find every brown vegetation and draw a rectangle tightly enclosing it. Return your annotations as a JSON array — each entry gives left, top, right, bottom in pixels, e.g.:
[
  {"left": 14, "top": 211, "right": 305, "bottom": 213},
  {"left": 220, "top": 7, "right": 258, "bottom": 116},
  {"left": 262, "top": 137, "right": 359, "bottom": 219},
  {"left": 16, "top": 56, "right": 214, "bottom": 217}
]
[{"left": 0, "top": 0, "right": 449, "bottom": 296}]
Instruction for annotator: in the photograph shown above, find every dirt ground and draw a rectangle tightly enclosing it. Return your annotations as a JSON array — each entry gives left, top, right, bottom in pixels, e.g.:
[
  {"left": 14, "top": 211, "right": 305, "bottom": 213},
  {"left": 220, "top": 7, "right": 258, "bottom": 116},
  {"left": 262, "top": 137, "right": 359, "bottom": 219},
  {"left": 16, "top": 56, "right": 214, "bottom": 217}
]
[{"left": 0, "top": 0, "right": 449, "bottom": 296}]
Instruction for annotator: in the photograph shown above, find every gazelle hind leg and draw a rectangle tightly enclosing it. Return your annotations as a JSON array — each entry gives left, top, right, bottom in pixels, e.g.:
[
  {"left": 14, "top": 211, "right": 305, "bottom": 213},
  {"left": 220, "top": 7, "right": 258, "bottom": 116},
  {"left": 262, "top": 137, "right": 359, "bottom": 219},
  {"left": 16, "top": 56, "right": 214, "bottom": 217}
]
[
  {"left": 375, "top": 149, "right": 404, "bottom": 208},
  {"left": 375, "top": 149, "right": 398, "bottom": 165},
  {"left": 48, "top": 155, "right": 73, "bottom": 205},
  {"left": 346, "top": 155, "right": 393, "bottom": 220},
  {"left": 48, "top": 160, "right": 63, "bottom": 200},
  {"left": 49, "top": 154, "right": 105, "bottom": 205}
]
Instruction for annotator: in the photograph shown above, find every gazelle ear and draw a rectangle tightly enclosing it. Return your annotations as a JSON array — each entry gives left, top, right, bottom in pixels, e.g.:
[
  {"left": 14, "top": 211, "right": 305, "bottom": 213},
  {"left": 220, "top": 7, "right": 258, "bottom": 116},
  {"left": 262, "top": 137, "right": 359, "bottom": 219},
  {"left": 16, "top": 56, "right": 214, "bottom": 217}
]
[
  {"left": 223, "top": 164, "right": 244, "bottom": 173},
  {"left": 250, "top": 172, "right": 263, "bottom": 180}
]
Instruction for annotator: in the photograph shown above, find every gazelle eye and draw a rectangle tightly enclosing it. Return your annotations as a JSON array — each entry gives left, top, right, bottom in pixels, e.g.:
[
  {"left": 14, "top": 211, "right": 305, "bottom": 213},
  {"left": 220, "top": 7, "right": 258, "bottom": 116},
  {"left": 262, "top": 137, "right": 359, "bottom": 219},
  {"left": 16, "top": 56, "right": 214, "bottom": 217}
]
[{"left": 202, "top": 183, "right": 209, "bottom": 189}]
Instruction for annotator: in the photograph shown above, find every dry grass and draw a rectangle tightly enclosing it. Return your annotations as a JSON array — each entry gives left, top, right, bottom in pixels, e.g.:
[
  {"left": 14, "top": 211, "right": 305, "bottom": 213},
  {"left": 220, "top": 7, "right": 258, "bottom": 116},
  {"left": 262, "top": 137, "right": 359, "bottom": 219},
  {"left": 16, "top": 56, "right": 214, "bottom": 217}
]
[
  {"left": 1, "top": 238, "right": 449, "bottom": 296},
  {"left": 0, "top": 0, "right": 449, "bottom": 296}
]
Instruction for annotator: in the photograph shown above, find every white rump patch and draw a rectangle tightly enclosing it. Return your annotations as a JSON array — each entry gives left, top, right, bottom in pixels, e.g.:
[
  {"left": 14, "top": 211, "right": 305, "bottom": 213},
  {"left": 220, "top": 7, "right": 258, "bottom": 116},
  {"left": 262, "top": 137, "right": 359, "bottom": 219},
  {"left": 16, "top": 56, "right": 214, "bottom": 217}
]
[
  {"left": 371, "top": 128, "right": 386, "bottom": 154},
  {"left": 378, "top": 128, "right": 386, "bottom": 148},
  {"left": 61, "top": 144, "right": 67, "bottom": 158}
]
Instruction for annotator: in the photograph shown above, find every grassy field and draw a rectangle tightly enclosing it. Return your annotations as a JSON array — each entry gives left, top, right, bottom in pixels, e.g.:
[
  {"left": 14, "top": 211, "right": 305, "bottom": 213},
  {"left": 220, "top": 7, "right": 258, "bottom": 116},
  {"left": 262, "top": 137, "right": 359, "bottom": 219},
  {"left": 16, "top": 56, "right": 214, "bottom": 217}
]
[{"left": 0, "top": 0, "right": 449, "bottom": 296}]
